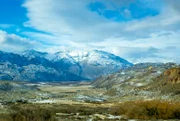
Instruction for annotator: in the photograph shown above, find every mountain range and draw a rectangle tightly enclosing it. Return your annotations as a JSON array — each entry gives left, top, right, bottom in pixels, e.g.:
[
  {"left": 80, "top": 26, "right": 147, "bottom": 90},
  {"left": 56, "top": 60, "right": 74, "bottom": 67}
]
[{"left": 0, "top": 49, "right": 132, "bottom": 82}]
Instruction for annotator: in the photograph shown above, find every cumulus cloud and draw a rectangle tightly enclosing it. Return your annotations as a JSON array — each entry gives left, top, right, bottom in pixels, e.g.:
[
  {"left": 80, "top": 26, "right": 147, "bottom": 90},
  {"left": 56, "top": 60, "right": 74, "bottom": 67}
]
[
  {"left": 0, "top": 30, "right": 44, "bottom": 52},
  {"left": 21, "top": 0, "right": 180, "bottom": 63},
  {"left": 23, "top": 0, "right": 180, "bottom": 41},
  {"left": 165, "top": 0, "right": 180, "bottom": 13},
  {"left": 89, "top": 31, "right": 180, "bottom": 63},
  {"left": 102, "top": 46, "right": 180, "bottom": 63}
]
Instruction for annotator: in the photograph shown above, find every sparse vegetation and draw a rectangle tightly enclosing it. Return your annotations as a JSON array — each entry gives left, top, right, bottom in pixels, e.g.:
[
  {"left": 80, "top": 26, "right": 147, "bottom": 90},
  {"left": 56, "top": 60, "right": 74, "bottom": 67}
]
[
  {"left": 0, "top": 82, "right": 13, "bottom": 91},
  {"left": 0, "top": 103, "right": 109, "bottom": 121},
  {"left": 110, "top": 100, "right": 180, "bottom": 120},
  {"left": 10, "top": 105, "right": 56, "bottom": 121},
  {"left": 0, "top": 100, "right": 180, "bottom": 120},
  {"left": 0, "top": 64, "right": 179, "bottom": 121}
]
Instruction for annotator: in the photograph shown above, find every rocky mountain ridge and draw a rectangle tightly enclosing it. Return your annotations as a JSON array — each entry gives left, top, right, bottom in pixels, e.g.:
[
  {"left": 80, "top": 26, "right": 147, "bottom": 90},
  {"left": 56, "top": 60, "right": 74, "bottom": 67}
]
[{"left": 0, "top": 49, "right": 132, "bottom": 81}]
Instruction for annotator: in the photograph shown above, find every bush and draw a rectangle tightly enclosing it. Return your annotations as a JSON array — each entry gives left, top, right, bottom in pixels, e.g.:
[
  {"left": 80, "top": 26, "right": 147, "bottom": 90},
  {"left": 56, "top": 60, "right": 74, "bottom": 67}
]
[
  {"left": 0, "top": 114, "right": 13, "bottom": 121},
  {"left": 0, "top": 103, "right": 108, "bottom": 121},
  {"left": 11, "top": 107, "right": 56, "bottom": 121},
  {"left": 110, "top": 100, "right": 180, "bottom": 120}
]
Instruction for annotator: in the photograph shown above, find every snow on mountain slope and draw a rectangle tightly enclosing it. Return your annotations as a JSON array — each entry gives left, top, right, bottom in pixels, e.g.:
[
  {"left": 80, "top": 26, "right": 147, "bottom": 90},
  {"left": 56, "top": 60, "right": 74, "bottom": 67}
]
[
  {"left": 69, "top": 50, "right": 132, "bottom": 67},
  {"left": 22, "top": 50, "right": 48, "bottom": 59},
  {"left": 0, "top": 49, "right": 133, "bottom": 81},
  {"left": 68, "top": 50, "right": 133, "bottom": 79}
]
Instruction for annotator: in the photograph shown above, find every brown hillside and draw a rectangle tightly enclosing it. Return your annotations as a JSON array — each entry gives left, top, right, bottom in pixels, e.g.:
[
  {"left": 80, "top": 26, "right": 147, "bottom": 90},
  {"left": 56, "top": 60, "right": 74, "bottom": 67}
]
[
  {"left": 164, "top": 67, "right": 180, "bottom": 84},
  {"left": 145, "top": 67, "right": 180, "bottom": 96}
]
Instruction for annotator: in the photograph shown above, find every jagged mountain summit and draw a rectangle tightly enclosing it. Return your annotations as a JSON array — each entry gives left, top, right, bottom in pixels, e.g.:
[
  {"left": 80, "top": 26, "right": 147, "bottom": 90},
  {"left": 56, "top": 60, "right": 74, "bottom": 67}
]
[{"left": 0, "top": 49, "right": 132, "bottom": 81}]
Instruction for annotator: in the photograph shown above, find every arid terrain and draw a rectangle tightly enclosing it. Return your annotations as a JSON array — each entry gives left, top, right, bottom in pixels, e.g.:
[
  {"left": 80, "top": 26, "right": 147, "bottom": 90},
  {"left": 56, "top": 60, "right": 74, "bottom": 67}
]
[
  {"left": 1, "top": 0, "right": 180, "bottom": 120},
  {"left": 0, "top": 63, "right": 180, "bottom": 121}
]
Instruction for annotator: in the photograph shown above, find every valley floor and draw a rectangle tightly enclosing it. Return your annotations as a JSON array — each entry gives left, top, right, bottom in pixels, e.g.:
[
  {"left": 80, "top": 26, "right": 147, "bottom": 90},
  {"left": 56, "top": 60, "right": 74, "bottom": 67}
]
[{"left": 0, "top": 81, "right": 180, "bottom": 121}]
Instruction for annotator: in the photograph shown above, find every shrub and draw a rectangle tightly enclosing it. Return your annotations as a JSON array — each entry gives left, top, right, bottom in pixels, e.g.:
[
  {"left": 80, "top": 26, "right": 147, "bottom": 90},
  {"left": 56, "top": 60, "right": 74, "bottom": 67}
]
[
  {"left": 110, "top": 100, "right": 180, "bottom": 120},
  {"left": 9, "top": 104, "right": 56, "bottom": 121},
  {"left": 0, "top": 114, "right": 13, "bottom": 121}
]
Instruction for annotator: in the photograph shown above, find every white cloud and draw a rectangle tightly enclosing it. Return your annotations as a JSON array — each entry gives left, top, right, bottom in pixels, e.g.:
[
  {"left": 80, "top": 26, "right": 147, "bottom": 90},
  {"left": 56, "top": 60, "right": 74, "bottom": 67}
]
[
  {"left": 21, "top": 0, "right": 180, "bottom": 63},
  {"left": 87, "top": 31, "right": 180, "bottom": 63},
  {"left": 22, "top": 0, "right": 143, "bottom": 42},
  {"left": 23, "top": 0, "right": 180, "bottom": 41},
  {"left": 0, "top": 30, "right": 44, "bottom": 52},
  {"left": 102, "top": 46, "right": 180, "bottom": 64}
]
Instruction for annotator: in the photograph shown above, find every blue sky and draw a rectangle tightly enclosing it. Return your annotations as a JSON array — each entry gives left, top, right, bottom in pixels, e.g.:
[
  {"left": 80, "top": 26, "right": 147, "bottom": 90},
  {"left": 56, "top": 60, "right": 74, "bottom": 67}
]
[
  {"left": 0, "top": 0, "right": 27, "bottom": 24},
  {"left": 0, "top": 0, "right": 180, "bottom": 63}
]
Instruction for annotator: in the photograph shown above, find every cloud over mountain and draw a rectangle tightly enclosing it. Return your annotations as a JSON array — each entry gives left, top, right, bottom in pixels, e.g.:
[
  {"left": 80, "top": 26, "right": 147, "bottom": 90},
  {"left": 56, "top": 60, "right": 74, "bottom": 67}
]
[
  {"left": 0, "top": 0, "right": 179, "bottom": 63},
  {"left": 0, "top": 30, "right": 42, "bottom": 52}
]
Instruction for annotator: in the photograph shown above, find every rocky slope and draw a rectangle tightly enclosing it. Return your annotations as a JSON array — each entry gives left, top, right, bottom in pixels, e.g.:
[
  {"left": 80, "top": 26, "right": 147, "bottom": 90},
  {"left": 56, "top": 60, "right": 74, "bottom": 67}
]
[
  {"left": 145, "top": 67, "right": 180, "bottom": 96},
  {"left": 92, "top": 63, "right": 180, "bottom": 100},
  {"left": 164, "top": 67, "right": 180, "bottom": 84},
  {"left": 0, "top": 50, "right": 132, "bottom": 81}
]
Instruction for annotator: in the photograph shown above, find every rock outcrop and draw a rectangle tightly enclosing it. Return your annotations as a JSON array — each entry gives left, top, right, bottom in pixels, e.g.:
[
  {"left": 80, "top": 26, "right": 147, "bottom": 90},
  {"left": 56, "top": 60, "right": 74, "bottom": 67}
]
[{"left": 164, "top": 67, "right": 180, "bottom": 84}]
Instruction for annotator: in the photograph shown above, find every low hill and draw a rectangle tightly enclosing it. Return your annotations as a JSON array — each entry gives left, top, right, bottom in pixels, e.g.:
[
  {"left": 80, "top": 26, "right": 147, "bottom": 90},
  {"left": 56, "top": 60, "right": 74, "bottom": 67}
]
[{"left": 92, "top": 63, "right": 180, "bottom": 101}]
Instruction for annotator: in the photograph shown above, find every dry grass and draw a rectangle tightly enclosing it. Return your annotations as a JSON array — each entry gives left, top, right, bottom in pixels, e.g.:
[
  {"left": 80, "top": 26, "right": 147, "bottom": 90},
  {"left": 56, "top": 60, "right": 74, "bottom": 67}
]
[
  {"left": 39, "top": 85, "right": 92, "bottom": 93},
  {"left": 0, "top": 103, "right": 109, "bottom": 121},
  {"left": 1, "top": 100, "right": 180, "bottom": 120},
  {"left": 0, "top": 104, "right": 56, "bottom": 121},
  {"left": 110, "top": 100, "right": 180, "bottom": 120}
]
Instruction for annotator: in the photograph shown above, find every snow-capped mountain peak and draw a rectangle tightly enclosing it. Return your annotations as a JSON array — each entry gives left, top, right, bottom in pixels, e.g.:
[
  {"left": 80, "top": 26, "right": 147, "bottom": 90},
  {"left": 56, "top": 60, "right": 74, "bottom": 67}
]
[{"left": 0, "top": 49, "right": 133, "bottom": 81}]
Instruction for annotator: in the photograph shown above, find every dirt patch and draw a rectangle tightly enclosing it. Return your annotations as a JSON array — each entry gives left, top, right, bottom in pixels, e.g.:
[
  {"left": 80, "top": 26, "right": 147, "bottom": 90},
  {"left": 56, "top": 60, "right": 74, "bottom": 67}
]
[{"left": 39, "top": 85, "right": 92, "bottom": 93}]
